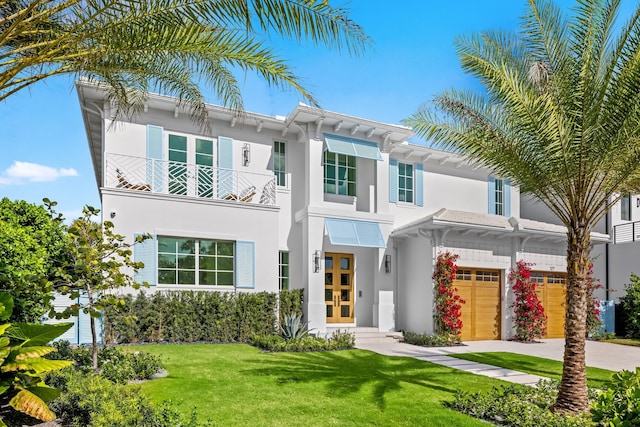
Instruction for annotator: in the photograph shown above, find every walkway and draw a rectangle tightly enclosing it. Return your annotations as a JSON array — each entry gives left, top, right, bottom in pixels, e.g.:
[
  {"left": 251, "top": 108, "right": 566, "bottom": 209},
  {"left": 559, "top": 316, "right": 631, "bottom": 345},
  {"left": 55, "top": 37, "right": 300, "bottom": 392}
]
[{"left": 356, "top": 338, "right": 640, "bottom": 386}]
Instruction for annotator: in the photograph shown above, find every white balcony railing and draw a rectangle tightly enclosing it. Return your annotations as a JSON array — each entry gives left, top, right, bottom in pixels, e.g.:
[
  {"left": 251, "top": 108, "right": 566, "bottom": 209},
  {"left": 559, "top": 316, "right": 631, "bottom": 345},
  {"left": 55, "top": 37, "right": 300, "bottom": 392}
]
[
  {"left": 105, "top": 153, "right": 276, "bottom": 205},
  {"left": 613, "top": 221, "right": 640, "bottom": 243}
]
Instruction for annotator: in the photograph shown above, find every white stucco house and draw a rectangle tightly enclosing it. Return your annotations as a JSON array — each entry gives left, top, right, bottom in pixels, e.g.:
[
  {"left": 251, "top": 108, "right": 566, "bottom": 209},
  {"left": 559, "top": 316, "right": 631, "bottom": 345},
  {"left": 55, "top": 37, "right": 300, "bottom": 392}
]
[{"left": 74, "top": 80, "right": 610, "bottom": 342}]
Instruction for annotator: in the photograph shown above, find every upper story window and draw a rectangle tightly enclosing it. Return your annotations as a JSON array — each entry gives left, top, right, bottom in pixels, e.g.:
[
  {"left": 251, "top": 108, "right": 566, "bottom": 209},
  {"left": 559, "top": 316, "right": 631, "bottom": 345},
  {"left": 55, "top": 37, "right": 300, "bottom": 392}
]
[
  {"left": 398, "top": 162, "right": 414, "bottom": 203},
  {"left": 157, "top": 237, "right": 234, "bottom": 286},
  {"left": 274, "top": 141, "right": 286, "bottom": 186},
  {"left": 324, "top": 151, "right": 356, "bottom": 196},
  {"left": 494, "top": 178, "right": 504, "bottom": 216},
  {"left": 167, "top": 133, "right": 214, "bottom": 197},
  {"left": 488, "top": 176, "right": 510, "bottom": 216},
  {"left": 621, "top": 194, "right": 631, "bottom": 221}
]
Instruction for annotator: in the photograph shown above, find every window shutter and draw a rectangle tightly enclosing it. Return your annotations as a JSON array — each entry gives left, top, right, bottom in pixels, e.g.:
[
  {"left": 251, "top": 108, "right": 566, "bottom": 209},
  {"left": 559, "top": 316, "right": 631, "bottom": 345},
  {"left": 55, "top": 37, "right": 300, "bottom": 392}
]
[
  {"left": 389, "top": 159, "right": 398, "bottom": 203},
  {"left": 134, "top": 234, "right": 157, "bottom": 286},
  {"left": 415, "top": 163, "right": 424, "bottom": 207},
  {"left": 146, "top": 125, "right": 164, "bottom": 192},
  {"left": 504, "top": 179, "right": 511, "bottom": 217},
  {"left": 218, "top": 136, "right": 234, "bottom": 198},
  {"left": 488, "top": 176, "right": 496, "bottom": 214},
  {"left": 235, "top": 241, "right": 255, "bottom": 289}
]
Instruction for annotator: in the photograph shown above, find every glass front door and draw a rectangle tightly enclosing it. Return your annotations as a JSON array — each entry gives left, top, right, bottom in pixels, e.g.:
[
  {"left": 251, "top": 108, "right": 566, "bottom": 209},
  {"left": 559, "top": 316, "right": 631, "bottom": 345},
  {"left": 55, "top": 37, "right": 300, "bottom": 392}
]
[{"left": 324, "top": 253, "right": 354, "bottom": 323}]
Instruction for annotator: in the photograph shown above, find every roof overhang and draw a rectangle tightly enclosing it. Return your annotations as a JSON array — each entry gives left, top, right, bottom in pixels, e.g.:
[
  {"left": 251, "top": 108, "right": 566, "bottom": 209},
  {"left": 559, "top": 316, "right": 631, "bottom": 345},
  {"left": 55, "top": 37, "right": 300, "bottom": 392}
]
[{"left": 391, "top": 208, "right": 610, "bottom": 245}]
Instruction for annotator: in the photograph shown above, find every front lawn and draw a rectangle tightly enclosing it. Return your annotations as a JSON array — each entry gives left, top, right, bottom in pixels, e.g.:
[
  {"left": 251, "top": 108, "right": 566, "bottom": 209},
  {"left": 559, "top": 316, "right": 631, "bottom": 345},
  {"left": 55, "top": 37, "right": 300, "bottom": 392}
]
[
  {"left": 127, "top": 344, "right": 506, "bottom": 426},
  {"left": 451, "top": 351, "right": 616, "bottom": 389}
]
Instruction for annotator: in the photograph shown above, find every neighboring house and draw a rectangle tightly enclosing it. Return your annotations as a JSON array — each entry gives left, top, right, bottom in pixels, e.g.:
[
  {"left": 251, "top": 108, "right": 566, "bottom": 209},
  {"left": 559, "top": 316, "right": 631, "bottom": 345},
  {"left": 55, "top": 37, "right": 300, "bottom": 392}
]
[{"left": 75, "top": 80, "right": 609, "bottom": 342}]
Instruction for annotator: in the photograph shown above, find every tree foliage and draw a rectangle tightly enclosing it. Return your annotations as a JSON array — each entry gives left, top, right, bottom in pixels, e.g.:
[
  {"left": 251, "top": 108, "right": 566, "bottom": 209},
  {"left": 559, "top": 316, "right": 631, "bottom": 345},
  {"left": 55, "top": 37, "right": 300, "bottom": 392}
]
[
  {"left": 1, "top": 0, "right": 370, "bottom": 124},
  {"left": 433, "top": 252, "right": 464, "bottom": 342},
  {"left": 53, "top": 206, "right": 147, "bottom": 370},
  {"left": 404, "top": 0, "right": 640, "bottom": 413},
  {"left": 0, "top": 197, "right": 66, "bottom": 323},
  {"left": 0, "top": 292, "right": 73, "bottom": 426}
]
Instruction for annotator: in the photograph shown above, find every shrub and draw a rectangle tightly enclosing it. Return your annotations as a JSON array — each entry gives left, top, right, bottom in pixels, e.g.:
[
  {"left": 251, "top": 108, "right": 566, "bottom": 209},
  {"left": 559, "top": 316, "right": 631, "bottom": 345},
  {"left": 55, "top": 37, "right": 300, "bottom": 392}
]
[
  {"left": 48, "top": 341, "right": 163, "bottom": 384},
  {"left": 102, "top": 291, "right": 278, "bottom": 344},
  {"left": 279, "top": 289, "right": 304, "bottom": 326},
  {"left": 510, "top": 260, "right": 546, "bottom": 341},
  {"left": 50, "top": 369, "right": 207, "bottom": 427},
  {"left": 433, "top": 252, "right": 464, "bottom": 342},
  {"left": 402, "top": 331, "right": 460, "bottom": 347},
  {"left": 591, "top": 367, "right": 640, "bottom": 426},
  {"left": 620, "top": 273, "right": 640, "bottom": 338},
  {"left": 251, "top": 330, "right": 354, "bottom": 352},
  {"left": 449, "top": 379, "right": 594, "bottom": 427}
]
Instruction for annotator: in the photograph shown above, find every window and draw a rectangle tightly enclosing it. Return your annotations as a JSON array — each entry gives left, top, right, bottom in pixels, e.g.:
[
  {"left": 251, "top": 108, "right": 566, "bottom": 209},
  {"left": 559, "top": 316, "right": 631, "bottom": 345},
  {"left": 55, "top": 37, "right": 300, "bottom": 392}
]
[
  {"left": 279, "top": 251, "right": 289, "bottom": 290},
  {"left": 622, "top": 194, "right": 631, "bottom": 221},
  {"left": 324, "top": 151, "right": 356, "bottom": 196},
  {"left": 398, "top": 162, "right": 414, "bottom": 203},
  {"left": 274, "top": 141, "right": 286, "bottom": 186},
  {"left": 168, "top": 134, "right": 188, "bottom": 195},
  {"left": 494, "top": 178, "right": 504, "bottom": 216},
  {"left": 157, "top": 237, "right": 234, "bottom": 286}
]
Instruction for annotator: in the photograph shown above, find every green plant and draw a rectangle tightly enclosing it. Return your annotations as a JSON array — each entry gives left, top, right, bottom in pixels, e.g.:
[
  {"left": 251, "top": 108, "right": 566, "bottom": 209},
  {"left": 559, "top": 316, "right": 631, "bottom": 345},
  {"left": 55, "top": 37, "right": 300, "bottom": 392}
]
[
  {"left": 251, "top": 330, "right": 354, "bottom": 352},
  {"left": 279, "top": 289, "right": 304, "bottom": 326},
  {"left": 620, "top": 273, "right": 640, "bottom": 339},
  {"left": 47, "top": 341, "right": 164, "bottom": 384},
  {"left": 50, "top": 369, "right": 207, "bottom": 427},
  {"left": 281, "top": 314, "right": 310, "bottom": 340},
  {"left": 102, "top": 291, "right": 278, "bottom": 344},
  {"left": 510, "top": 261, "right": 546, "bottom": 342},
  {"left": 449, "top": 380, "right": 594, "bottom": 426},
  {"left": 591, "top": 368, "right": 640, "bottom": 426},
  {"left": 402, "top": 331, "right": 460, "bottom": 347},
  {"left": 0, "top": 292, "right": 73, "bottom": 425},
  {"left": 0, "top": 198, "right": 67, "bottom": 322}
]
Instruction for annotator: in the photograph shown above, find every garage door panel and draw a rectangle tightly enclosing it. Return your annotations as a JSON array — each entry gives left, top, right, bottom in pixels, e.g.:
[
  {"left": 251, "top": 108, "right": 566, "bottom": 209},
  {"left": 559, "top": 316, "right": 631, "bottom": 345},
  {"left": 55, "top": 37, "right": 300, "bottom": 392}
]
[
  {"left": 453, "top": 269, "right": 501, "bottom": 341},
  {"left": 532, "top": 272, "right": 566, "bottom": 338}
]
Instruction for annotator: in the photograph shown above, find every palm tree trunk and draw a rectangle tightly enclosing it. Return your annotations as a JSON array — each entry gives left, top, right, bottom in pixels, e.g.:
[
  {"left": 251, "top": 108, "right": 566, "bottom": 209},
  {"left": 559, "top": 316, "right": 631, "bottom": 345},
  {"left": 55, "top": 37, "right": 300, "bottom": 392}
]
[{"left": 552, "top": 223, "right": 591, "bottom": 413}]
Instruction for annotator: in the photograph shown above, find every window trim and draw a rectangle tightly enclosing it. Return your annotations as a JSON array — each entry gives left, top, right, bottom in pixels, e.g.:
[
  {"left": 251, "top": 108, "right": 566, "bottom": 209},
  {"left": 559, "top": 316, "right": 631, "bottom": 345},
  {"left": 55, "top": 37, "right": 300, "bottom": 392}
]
[
  {"left": 323, "top": 150, "right": 356, "bottom": 196},
  {"left": 279, "top": 251, "right": 289, "bottom": 290},
  {"left": 273, "top": 140, "right": 286, "bottom": 187},
  {"left": 157, "top": 236, "right": 235, "bottom": 287}
]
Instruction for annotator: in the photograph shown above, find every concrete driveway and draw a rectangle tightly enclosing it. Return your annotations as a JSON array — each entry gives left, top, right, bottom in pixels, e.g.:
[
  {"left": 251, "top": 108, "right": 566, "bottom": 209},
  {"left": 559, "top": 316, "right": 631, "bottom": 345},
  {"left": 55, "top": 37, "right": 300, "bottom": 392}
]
[{"left": 357, "top": 339, "right": 640, "bottom": 372}]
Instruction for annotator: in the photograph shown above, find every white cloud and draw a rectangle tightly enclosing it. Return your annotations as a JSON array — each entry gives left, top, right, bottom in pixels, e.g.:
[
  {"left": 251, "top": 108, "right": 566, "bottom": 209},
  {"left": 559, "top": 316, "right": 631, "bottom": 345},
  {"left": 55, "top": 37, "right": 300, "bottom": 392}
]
[{"left": 0, "top": 161, "right": 79, "bottom": 185}]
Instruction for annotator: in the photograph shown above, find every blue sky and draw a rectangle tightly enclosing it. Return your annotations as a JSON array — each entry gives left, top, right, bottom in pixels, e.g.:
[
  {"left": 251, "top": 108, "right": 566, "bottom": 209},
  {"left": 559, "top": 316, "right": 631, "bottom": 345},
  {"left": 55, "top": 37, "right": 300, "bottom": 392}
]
[{"left": 0, "top": 0, "right": 636, "bottom": 219}]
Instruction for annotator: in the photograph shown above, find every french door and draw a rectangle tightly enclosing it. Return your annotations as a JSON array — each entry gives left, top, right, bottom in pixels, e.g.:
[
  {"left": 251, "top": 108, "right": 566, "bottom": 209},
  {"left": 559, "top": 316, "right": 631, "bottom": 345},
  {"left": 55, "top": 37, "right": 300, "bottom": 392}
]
[{"left": 324, "top": 253, "right": 354, "bottom": 323}]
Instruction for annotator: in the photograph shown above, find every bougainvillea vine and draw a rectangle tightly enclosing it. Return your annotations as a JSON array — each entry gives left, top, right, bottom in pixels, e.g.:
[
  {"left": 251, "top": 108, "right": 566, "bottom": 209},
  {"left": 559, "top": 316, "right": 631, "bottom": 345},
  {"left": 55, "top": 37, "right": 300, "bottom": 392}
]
[
  {"left": 510, "top": 260, "right": 546, "bottom": 342},
  {"left": 433, "top": 252, "right": 465, "bottom": 342}
]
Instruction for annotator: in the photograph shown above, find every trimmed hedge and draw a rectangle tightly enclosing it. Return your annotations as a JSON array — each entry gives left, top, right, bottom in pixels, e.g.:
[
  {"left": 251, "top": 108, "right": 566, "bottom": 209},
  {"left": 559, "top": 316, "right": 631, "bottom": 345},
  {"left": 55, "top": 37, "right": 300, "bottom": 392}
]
[{"left": 103, "top": 289, "right": 304, "bottom": 344}]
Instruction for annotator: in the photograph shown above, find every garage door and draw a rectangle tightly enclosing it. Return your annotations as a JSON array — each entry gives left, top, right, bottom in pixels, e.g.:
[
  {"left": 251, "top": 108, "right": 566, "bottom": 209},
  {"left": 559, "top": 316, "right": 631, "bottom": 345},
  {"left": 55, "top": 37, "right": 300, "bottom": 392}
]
[
  {"left": 454, "top": 269, "right": 501, "bottom": 341},
  {"left": 532, "top": 272, "right": 567, "bottom": 338}
]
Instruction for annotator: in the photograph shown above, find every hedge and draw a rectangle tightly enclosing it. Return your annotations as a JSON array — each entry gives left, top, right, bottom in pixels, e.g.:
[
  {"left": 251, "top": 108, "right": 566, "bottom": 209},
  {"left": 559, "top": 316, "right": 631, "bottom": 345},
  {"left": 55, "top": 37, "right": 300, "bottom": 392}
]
[{"left": 102, "top": 289, "right": 304, "bottom": 344}]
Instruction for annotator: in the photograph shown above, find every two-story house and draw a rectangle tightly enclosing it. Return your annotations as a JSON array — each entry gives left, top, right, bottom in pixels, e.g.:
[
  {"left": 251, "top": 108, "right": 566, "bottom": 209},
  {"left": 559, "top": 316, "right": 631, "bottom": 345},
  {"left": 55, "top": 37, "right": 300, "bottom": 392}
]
[{"left": 74, "top": 80, "right": 609, "bottom": 343}]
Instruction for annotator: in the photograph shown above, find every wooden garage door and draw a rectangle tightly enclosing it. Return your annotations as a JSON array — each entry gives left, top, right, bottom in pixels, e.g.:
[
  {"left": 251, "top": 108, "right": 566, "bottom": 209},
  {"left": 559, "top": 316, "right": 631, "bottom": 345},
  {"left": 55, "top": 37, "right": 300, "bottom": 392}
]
[
  {"left": 532, "top": 272, "right": 567, "bottom": 338},
  {"left": 454, "top": 269, "right": 501, "bottom": 341}
]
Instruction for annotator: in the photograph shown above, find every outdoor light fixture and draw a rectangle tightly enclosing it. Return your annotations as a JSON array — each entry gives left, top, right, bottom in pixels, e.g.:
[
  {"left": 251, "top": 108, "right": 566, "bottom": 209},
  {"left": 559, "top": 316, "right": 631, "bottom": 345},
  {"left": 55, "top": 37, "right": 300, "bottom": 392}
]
[
  {"left": 313, "top": 250, "right": 321, "bottom": 273},
  {"left": 242, "top": 143, "right": 251, "bottom": 166},
  {"left": 384, "top": 254, "right": 392, "bottom": 274}
]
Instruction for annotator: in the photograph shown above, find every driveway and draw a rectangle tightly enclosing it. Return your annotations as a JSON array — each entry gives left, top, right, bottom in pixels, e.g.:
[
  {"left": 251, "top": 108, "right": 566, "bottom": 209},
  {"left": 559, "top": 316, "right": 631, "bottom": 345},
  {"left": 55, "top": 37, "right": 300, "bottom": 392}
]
[{"left": 357, "top": 339, "right": 640, "bottom": 372}]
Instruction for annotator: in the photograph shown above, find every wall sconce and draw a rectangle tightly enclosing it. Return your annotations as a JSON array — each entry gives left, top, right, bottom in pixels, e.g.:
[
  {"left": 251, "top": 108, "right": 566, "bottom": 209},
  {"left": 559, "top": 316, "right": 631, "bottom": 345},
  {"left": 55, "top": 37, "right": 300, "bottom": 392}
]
[
  {"left": 313, "top": 250, "right": 321, "bottom": 273},
  {"left": 384, "top": 254, "right": 391, "bottom": 274},
  {"left": 242, "top": 143, "right": 251, "bottom": 166}
]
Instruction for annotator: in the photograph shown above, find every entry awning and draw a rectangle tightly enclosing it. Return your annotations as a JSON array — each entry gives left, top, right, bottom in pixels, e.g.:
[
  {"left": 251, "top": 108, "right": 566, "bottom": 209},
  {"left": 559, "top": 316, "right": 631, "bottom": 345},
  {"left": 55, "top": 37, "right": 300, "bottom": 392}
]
[
  {"left": 324, "top": 133, "right": 383, "bottom": 161},
  {"left": 325, "top": 218, "right": 386, "bottom": 248}
]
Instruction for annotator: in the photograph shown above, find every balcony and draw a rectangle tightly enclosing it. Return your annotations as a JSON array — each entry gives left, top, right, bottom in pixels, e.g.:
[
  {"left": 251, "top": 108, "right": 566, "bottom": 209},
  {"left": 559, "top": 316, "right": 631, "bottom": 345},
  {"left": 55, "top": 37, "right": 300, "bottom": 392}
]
[
  {"left": 105, "top": 153, "right": 276, "bottom": 205},
  {"left": 613, "top": 221, "right": 640, "bottom": 243}
]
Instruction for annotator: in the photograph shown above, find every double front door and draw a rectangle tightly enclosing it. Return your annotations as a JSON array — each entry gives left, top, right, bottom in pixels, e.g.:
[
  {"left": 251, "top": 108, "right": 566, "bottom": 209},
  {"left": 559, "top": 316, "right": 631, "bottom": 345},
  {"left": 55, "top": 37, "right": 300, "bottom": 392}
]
[{"left": 324, "top": 253, "right": 354, "bottom": 323}]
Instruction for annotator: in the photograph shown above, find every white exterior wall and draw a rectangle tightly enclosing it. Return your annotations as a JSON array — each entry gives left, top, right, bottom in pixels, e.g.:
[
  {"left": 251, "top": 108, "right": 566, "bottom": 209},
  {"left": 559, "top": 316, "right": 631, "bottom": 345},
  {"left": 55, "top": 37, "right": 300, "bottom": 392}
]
[{"left": 396, "top": 236, "right": 434, "bottom": 334}]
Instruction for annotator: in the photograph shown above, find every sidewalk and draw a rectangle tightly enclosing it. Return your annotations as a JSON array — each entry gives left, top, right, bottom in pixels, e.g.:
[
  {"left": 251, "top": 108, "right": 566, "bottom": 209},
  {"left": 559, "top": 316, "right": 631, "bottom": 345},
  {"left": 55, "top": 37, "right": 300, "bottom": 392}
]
[{"left": 356, "top": 339, "right": 640, "bottom": 386}]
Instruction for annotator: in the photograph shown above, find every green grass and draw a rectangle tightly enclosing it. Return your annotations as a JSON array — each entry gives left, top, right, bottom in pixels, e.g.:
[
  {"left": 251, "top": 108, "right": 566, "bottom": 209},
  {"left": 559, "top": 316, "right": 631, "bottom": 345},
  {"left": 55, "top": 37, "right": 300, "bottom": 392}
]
[
  {"left": 603, "top": 337, "right": 640, "bottom": 347},
  {"left": 450, "top": 352, "right": 616, "bottom": 389},
  {"left": 127, "top": 344, "right": 509, "bottom": 426}
]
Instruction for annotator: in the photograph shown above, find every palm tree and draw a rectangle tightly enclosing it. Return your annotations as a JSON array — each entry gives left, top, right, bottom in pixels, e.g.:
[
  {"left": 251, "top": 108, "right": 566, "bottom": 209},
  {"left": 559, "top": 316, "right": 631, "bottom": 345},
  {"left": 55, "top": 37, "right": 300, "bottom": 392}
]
[
  {"left": 404, "top": 0, "right": 640, "bottom": 414},
  {"left": 1, "top": 0, "right": 369, "bottom": 124}
]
